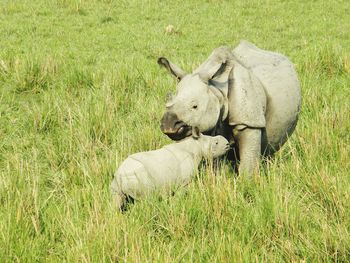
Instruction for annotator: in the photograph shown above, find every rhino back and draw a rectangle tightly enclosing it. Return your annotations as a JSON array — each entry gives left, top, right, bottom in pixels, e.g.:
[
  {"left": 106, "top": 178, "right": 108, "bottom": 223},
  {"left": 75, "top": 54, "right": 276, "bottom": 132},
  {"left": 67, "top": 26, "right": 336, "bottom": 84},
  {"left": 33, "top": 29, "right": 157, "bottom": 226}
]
[
  {"left": 163, "top": 145, "right": 198, "bottom": 183},
  {"left": 118, "top": 147, "right": 195, "bottom": 198},
  {"left": 232, "top": 41, "right": 301, "bottom": 153},
  {"left": 114, "top": 157, "right": 152, "bottom": 199}
]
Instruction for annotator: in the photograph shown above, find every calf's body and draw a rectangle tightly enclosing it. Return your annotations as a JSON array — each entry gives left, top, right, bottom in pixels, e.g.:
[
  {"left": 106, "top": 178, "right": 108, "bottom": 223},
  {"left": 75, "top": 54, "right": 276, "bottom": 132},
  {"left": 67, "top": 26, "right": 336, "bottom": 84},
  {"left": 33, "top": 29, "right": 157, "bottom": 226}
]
[{"left": 111, "top": 133, "right": 229, "bottom": 209}]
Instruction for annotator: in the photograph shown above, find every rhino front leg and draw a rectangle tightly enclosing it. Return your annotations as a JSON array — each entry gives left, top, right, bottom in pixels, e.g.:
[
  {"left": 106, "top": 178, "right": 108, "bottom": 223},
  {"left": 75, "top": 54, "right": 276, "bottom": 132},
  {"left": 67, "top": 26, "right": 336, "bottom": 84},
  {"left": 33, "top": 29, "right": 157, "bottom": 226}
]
[{"left": 235, "top": 127, "right": 261, "bottom": 177}]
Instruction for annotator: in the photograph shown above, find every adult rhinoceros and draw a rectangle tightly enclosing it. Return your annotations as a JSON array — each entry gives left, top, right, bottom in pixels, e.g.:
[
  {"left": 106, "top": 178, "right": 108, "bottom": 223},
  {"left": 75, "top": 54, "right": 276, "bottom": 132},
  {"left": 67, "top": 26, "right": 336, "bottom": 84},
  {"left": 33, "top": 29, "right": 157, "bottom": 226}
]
[{"left": 158, "top": 41, "right": 301, "bottom": 176}]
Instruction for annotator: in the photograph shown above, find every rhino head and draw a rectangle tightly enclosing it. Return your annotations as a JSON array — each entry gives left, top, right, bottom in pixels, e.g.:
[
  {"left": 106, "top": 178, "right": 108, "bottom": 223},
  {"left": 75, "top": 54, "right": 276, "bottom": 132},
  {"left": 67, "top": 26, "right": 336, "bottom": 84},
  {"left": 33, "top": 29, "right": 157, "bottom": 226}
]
[
  {"left": 158, "top": 47, "right": 234, "bottom": 140},
  {"left": 191, "top": 127, "right": 230, "bottom": 159}
]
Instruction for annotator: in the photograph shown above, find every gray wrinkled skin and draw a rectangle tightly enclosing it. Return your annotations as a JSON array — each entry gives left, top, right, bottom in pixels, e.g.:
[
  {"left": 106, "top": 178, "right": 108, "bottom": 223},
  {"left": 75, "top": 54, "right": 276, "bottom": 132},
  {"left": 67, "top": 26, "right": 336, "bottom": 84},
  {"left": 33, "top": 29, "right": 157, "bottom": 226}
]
[
  {"left": 159, "top": 41, "right": 301, "bottom": 176},
  {"left": 111, "top": 134, "right": 229, "bottom": 209}
]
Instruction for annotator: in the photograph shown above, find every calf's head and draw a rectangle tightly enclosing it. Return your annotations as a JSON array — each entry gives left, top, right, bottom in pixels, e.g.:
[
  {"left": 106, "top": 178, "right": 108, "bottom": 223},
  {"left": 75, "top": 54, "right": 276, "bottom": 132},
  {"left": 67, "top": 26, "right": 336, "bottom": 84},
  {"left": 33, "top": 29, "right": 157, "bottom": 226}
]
[
  {"left": 192, "top": 127, "right": 230, "bottom": 158},
  {"left": 158, "top": 47, "right": 234, "bottom": 140}
]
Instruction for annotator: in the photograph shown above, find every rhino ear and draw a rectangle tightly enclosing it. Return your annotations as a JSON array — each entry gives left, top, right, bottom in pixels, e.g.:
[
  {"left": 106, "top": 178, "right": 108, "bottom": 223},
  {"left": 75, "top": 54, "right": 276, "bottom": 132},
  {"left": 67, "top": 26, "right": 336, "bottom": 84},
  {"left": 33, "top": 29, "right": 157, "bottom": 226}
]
[
  {"left": 157, "top": 57, "right": 187, "bottom": 81},
  {"left": 191, "top": 126, "right": 201, "bottom": 140},
  {"left": 197, "top": 61, "right": 227, "bottom": 82},
  {"left": 193, "top": 46, "right": 234, "bottom": 96}
]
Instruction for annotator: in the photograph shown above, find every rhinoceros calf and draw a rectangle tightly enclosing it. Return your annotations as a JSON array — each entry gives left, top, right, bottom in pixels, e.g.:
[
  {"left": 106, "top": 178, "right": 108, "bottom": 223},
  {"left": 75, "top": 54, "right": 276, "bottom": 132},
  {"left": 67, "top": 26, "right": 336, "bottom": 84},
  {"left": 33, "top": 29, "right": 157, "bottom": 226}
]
[{"left": 111, "top": 128, "right": 230, "bottom": 209}]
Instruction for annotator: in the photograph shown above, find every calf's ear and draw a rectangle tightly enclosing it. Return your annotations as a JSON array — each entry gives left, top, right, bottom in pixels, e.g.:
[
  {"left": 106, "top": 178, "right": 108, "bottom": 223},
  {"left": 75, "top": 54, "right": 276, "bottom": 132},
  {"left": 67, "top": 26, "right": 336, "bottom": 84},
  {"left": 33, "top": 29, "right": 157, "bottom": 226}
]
[
  {"left": 192, "top": 126, "right": 201, "bottom": 140},
  {"left": 157, "top": 57, "right": 187, "bottom": 81}
]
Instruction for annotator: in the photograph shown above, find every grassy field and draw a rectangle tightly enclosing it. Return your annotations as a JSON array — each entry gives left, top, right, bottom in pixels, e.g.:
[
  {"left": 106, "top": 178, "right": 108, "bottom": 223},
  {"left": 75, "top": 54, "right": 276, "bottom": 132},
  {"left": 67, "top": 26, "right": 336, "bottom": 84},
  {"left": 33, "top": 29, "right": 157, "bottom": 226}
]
[{"left": 0, "top": 0, "right": 350, "bottom": 261}]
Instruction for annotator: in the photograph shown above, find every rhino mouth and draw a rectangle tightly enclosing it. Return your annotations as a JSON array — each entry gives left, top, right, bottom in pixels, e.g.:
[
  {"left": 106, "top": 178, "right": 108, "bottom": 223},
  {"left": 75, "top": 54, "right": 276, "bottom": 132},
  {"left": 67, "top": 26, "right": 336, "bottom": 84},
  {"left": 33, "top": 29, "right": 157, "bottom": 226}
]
[
  {"left": 165, "top": 124, "right": 192, "bottom": 141},
  {"left": 160, "top": 111, "right": 193, "bottom": 141}
]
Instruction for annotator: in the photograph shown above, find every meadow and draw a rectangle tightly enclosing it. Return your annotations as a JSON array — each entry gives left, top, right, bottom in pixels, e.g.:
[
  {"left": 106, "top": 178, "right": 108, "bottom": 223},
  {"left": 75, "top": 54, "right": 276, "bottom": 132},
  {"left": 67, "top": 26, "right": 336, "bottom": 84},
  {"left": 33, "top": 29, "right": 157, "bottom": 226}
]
[{"left": 0, "top": 0, "right": 349, "bottom": 261}]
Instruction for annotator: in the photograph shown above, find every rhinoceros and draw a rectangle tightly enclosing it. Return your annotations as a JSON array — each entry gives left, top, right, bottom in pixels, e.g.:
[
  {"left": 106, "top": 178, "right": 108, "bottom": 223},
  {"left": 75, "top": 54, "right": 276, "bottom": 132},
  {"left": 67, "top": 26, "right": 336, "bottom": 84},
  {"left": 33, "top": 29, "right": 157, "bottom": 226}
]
[
  {"left": 158, "top": 40, "right": 301, "bottom": 176},
  {"left": 111, "top": 128, "right": 230, "bottom": 209}
]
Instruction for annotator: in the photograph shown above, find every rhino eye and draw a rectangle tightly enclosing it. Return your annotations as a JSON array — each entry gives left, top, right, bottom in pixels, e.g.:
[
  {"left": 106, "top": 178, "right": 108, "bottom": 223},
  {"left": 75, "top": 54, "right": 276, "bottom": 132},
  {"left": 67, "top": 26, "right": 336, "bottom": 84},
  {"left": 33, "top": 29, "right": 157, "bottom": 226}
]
[{"left": 192, "top": 105, "right": 198, "bottom": 109}]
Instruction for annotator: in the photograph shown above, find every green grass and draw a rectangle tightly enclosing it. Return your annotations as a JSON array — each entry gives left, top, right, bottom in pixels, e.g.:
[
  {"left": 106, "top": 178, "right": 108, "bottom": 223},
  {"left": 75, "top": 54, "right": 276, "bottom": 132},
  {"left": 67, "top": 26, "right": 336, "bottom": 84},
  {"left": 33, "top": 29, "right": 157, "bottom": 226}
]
[{"left": 1, "top": 0, "right": 350, "bottom": 261}]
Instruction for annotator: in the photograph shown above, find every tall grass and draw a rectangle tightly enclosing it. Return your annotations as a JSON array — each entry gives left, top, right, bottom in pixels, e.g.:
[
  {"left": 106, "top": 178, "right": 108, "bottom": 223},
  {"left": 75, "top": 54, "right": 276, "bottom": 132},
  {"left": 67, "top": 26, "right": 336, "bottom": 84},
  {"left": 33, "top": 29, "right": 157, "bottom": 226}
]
[{"left": 0, "top": 0, "right": 349, "bottom": 261}]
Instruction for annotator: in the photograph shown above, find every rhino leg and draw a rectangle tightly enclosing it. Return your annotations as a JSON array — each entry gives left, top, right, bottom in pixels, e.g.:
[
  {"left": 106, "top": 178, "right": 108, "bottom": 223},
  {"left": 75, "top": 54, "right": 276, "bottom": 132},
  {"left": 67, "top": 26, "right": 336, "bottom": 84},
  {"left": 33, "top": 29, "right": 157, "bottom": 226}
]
[
  {"left": 235, "top": 127, "right": 261, "bottom": 177},
  {"left": 112, "top": 192, "right": 126, "bottom": 211},
  {"left": 111, "top": 177, "right": 126, "bottom": 211}
]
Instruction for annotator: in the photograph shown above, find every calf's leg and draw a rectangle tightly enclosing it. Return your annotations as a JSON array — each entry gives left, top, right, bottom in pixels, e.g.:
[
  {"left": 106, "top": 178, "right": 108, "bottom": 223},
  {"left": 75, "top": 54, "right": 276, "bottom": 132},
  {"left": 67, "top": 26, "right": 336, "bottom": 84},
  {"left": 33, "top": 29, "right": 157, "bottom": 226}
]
[
  {"left": 112, "top": 193, "right": 126, "bottom": 211},
  {"left": 111, "top": 178, "right": 126, "bottom": 211}
]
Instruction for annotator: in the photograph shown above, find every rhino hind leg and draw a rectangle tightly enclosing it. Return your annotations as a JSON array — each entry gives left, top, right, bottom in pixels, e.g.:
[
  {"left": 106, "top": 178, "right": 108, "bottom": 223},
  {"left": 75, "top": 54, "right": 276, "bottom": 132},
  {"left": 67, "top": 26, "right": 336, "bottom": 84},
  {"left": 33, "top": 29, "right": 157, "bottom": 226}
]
[
  {"left": 111, "top": 176, "right": 128, "bottom": 211},
  {"left": 112, "top": 192, "right": 127, "bottom": 211},
  {"left": 262, "top": 117, "right": 299, "bottom": 157}
]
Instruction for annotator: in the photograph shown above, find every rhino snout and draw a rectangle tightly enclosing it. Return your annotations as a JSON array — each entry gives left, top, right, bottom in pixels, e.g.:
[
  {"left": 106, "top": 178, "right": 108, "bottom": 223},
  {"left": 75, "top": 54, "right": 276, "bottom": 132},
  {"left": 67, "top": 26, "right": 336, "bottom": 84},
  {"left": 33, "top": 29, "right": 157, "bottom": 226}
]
[{"left": 160, "top": 112, "right": 191, "bottom": 140}]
